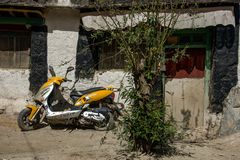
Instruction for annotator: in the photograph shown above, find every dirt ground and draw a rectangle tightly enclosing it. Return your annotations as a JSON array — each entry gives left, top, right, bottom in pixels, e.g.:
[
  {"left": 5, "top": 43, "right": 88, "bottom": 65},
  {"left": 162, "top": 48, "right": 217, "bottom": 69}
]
[{"left": 0, "top": 114, "right": 240, "bottom": 160}]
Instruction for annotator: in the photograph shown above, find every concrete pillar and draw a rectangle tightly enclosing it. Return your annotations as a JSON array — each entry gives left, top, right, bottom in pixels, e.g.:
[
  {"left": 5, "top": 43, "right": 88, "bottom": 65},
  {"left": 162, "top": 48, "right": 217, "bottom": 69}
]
[{"left": 45, "top": 8, "right": 80, "bottom": 80}]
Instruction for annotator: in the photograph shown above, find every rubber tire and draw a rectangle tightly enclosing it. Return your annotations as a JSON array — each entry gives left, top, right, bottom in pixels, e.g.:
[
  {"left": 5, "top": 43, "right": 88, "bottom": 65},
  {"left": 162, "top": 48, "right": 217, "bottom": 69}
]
[
  {"left": 94, "top": 112, "right": 115, "bottom": 131},
  {"left": 17, "top": 108, "right": 37, "bottom": 131}
]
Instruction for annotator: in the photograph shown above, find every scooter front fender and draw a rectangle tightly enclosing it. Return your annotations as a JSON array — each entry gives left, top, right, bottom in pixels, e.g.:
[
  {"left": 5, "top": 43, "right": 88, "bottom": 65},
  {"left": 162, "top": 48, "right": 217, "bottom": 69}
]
[{"left": 25, "top": 104, "right": 39, "bottom": 121}]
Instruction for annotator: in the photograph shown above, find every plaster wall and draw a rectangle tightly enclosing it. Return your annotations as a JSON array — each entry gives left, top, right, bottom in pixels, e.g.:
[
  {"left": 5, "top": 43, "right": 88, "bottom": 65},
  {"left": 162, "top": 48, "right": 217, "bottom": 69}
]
[
  {"left": 47, "top": 0, "right": 72, "bottom": 7},
  {"left": 0, "top": 69, "right": 30, "bottom": 114},
  {"left": 45, "top": 8, "right": 128, "bottom": 102},
  {"left": 205, "top": 23, "right": 238, "bottom": 137},
  {"left": 46, "top": 0, "right": 89, "bottom": 7},
  {"left": 55, "top": 0, "right": 71, "bottom": 6},
  {"left": 46, "top": 8, "right": 79, "bottom": 80},
  {"left": 74, "top": 70, "right": 127, "bottom": 104},
  {"left": 217, "top": 24, "right": 240, "bottom": 135},
  {"left": 0, "top": 9, "right": 127, "bottom": 115}
]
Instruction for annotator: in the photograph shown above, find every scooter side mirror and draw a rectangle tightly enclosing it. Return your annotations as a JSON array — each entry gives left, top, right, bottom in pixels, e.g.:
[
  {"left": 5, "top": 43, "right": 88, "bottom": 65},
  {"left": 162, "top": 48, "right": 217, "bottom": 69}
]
[
  {"left": 49, "top": 65, "right": 56, "bottom": 77},
  {"left": 67, "top": 66, "right": 74, "bottom": 73},
  {"left": 65, "top": 66, "right": 74, "bottom": 78}
]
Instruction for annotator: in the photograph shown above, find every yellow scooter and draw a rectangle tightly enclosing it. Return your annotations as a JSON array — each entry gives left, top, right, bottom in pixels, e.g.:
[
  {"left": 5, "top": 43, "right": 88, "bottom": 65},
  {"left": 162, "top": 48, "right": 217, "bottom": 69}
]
[{"left": 17, "top": 66, "right": 124, "bottom": 131}]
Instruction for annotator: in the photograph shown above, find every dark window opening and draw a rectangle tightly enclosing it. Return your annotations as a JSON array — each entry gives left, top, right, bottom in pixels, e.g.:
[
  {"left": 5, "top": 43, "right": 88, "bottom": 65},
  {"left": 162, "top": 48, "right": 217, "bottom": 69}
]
[
  {"left": 165, "top": 48, "right": 205, "bottom": 78},
  {"left": 193, "top": 34, "right": 205, "bottom": 43},
  {"left": 166, "top": 32, "right": 207, "bottom": 45},
  {"left": 96, "top": 40, "right": 125, "bottom": 70},
  {"left": 12, "top": 11, "right": 25, "bottom": 17},
  {"left": 0, "top": 25, "right": 30, "bottom": 69},
  {"left": 0, "top": 11, "right": 10, "bottom": 17},
  {"left": 179, "top": 36, "right": 191, "bottom": 44},
  {"left": 89, "top": 30, "right": 125, "bottom": 71}
]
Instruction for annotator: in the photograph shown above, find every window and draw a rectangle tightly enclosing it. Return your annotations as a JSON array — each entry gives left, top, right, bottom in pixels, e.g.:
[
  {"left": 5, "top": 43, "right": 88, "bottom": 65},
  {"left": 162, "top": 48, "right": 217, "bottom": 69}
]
[
  {"left": 165, "top": 29, "right": 210, "bottom": 78},
  {"left": 166, "top": 32, "right": 207, "bottom": 45},
  {"left": 193, "top": 34, "right": 205, "bottom": 43},
  {"left": 97, "top": 40, "right": 125, "bottom": 70},
  {"left": 0, "top": 26, "right": 30, "bottom": 69},
  {"left": 179, "top": 36, "right": 191, "bottom": 44}
]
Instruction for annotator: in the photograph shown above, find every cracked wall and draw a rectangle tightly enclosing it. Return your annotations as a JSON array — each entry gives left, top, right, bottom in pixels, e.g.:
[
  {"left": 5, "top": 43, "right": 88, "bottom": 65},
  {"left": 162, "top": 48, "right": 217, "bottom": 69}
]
[{"left": 46, "top": 8, "right": 79, "bottom": 80}]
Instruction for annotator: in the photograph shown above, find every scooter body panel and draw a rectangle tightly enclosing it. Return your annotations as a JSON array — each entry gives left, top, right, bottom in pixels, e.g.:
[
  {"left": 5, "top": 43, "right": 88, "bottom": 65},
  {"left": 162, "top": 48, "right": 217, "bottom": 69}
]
[
  {"left": 75, "top": 90, "right": 113, "bottom": 106},
  {"left": 40, "top": 77, "right": 64, "bottom": 90},
  {"left": 26, "top": 104, "right": 39, "bottom": 121},
  {"left": 46, "top": 108, "right": 82, "bottom": 120}
]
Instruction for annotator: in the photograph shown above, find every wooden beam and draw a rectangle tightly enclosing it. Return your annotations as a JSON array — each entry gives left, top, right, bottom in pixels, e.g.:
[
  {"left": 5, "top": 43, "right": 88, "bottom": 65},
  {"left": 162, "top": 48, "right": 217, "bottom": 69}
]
[{"left": 0, "top": 17, "right": 44, "bottom": 25}]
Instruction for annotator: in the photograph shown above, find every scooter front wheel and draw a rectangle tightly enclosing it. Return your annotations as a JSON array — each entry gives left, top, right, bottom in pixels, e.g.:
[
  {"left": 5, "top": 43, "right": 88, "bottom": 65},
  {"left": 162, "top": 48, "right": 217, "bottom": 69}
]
[
  {"left": 94, "top": 112, "right": 115, "bottom": 131},
  {"left": 17, "top": 108, "right": 38, "bottom": 131}
]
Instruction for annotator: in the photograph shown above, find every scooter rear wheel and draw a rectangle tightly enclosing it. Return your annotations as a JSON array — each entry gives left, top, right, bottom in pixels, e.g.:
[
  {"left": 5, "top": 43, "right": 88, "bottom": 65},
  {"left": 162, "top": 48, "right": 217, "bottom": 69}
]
[{"left": 94, "top": 112, "right": 115, "bottom": 131}]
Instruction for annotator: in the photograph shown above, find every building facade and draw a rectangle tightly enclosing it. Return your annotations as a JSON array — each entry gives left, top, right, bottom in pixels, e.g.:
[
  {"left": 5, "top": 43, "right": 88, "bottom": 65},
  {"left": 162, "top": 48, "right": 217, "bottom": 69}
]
[{"left": 0, "top": 0, "right": 239, "bottom": 136}]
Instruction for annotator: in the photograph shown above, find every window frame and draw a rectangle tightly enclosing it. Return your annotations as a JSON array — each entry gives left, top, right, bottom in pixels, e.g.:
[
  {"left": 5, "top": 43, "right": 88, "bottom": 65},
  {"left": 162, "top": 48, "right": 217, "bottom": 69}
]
[
  {"left": 164, "top": 28, "right": 212, "bottom": 77},
  {"left": 0, "top": 29, "right": 31, "bottom": 69}
]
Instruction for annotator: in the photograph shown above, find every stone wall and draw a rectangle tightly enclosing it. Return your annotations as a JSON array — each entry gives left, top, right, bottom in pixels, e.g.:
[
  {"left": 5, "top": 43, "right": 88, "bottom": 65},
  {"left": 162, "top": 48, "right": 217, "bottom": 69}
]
[
  {"left": 207, "top": 6, "right": 239, "bottom": 136},
  {"left": 29, "top": 26, "right": 48, "bottom": 94},
  {"left": 218, "top": 23, "right": 240, "bottom": 135},
  {"left": 220, "top": 86, "right": 240, "bottom": 135},
  {"left": 211, "top": 25, "right": 238, "bottom": 113},
  {"left": 44, "top": 8, "right": 127, "bottom": 102},
  {"left": 75, "top": 26, "right": 95, "bottom": 79}
]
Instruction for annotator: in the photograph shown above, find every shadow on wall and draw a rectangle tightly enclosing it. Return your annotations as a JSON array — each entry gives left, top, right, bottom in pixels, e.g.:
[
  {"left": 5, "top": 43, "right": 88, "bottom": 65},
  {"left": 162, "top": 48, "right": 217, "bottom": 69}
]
[
  {"left": 75, "top": 26, "right": 95, "bottom": 79},
  {"left": 181, "top": 109, "right": 191, "bottom": 129},
  {"left": 211, "top": 24, "right": 238, "bottom": 113},
  {"left": 29, "top": 26, "right": 48, "bottom": 94},
  {"left": 181, "top": 108, "right": 201, "bottom": 129},
  {"left": 45, "top": 8, "right": 80, "bottom": 33}
]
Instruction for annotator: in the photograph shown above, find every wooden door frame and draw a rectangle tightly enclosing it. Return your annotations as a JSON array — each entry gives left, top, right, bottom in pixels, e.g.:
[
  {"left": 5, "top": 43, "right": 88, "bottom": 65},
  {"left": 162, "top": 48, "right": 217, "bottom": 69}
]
[{"left": 164, "top": 28, "right": 212, "bottom": 126}]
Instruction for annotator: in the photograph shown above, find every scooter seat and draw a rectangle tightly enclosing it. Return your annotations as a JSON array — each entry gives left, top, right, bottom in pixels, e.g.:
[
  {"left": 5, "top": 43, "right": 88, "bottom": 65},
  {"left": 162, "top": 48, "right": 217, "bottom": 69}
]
[{"left": 70, "top": 87, "right": 106, "bottom": 101}]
